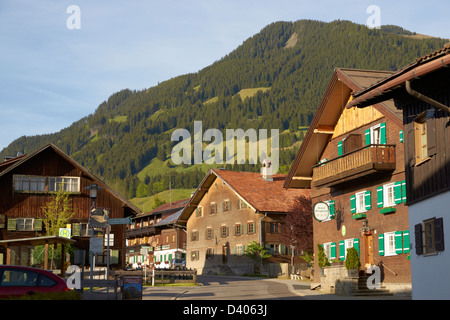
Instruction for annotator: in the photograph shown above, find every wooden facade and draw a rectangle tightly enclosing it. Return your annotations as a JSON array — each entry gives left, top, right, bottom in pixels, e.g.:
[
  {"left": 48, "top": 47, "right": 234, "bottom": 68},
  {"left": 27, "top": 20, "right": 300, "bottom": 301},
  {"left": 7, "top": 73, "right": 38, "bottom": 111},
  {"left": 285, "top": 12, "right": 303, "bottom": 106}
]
[{"left": 0, "top": 143, "right": 140, "bottom": 270}]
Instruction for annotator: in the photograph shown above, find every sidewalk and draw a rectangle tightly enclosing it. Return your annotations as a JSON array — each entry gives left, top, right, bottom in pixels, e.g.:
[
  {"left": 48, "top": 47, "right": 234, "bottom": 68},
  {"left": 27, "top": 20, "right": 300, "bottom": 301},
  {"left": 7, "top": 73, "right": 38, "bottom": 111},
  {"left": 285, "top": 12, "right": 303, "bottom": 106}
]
[{"left": 266, "top": 278, "right": 412, "bottom": 300}]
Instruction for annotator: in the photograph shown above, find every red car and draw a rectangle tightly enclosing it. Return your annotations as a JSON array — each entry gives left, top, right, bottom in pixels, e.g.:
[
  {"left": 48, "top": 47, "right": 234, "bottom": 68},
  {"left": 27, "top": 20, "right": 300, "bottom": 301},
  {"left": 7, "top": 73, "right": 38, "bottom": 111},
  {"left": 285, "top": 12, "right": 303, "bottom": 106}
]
[{"left": 0, "top": 265, "right": 69, "bottom": 298}]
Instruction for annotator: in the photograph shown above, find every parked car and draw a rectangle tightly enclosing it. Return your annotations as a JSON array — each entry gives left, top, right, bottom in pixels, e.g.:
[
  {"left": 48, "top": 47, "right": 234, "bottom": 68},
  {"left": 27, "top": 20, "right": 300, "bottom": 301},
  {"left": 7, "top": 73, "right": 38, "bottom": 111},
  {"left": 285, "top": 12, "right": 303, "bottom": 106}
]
[
  {"left": 0, "top": 265, "right": 70, "bottom": 298},
  {"left": 169, "top": 258, "right": 186, "bottom": 270}
]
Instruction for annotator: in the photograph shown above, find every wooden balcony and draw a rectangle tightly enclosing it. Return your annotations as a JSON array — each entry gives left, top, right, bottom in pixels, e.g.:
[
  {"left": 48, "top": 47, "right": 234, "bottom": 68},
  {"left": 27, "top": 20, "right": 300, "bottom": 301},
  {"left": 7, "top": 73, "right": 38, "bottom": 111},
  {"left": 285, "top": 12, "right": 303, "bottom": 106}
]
[{"left": 313, "top": 144, "right": 396, "bottom": 188}]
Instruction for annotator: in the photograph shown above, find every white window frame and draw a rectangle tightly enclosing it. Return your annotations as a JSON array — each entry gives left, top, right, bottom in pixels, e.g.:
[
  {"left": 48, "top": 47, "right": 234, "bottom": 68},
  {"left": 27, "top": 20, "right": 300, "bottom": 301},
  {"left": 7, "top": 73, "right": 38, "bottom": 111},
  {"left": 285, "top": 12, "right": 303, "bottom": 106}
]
[
  {"left": 323, "top": 242, "right": 332, "bottom": 260},
  {"left": 383, "top": 183, "right": 396, "bottom": 207},
  {"left": 355, "top": 191, "right": 367, "bottom": 213},
  {"left": 370, "top": 123, "right": 381, "bottom": 145},
  {"left": 236, "top": 244, "right": 244, "bottom": 256},
  {"left": 384, "top": 231, "right": 397, "bottom": 256},
  {"left": 48, "top": 176, "right": 80, "bottom": 192},
  {"left": 16, "top": 218, "right": 34, "bottom": 231}
]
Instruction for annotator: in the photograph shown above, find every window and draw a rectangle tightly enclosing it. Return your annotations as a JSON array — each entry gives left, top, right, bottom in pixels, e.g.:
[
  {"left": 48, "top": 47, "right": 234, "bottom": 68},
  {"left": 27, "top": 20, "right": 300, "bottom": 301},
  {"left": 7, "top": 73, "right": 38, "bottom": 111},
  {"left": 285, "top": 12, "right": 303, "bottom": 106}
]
[
  {"left": 16, "top": 218, "right": 34, "bottom": 231},
  {"left": 191, "top": 231, "right": 199, "bottom": 242},
  {"left": 365, "top": 122, "right": 386, "bottom": 145},
  {"left": 196, "top": 206, "right": 203, "bottom": 218},
  {"left": 384, "top": 183, "right": 396, "bottom": 207},
  {"left": 237, "top": 199, "right": 247, "bottom": 209},
  {"left": 13, "top": 176, "right": 46, "bottom": 192},
  {"left": 414, "top": 119, "right": 428, "bottom": 163},
  {"left": 223, "top": 200, "right": 231, "bottom": 212},
  {"left": 377, "top": 181, "right": 406, "bottom": 208},
  {"left": 13, "top": 175, "right": 80, "bottom": 193},
  {"left": 210, "top": 203, "right": 217, "bottom": 215},
  {"left": 415, "top": 218, "right": 444, "bottom": 255},
  {"left": 270, "top": 222, "right": 280, "bottom": 233},
  {"left": 0, "top": 269, "right": 39, "bottom": 287},
  {"left": 323, "top": 242, "right": 332, "bottom": 260},
  {"left": 220, "top": 226, "right": 228, "bottom": 238},
  {"left": 48, "top": 177, "right": 79, "bottom": 192},
  {"left": 384, "top": 232, "right": 397, "bottom": 256},
  {"left": 206, "top": 228, "right": 214, "bottom": 240},
  {"left": 80, "top": 223, "right": 92, "bottom": 237},
  {"left": 379, "top": 230, "right": 410, "bottom": 256},
  {"left": 339, "top": 238, "right": 359, "bottom": 260},
  {"left": 247, "top": 222, "right": 256, "bottom": 234},
  {"left": 236, "top": 245, "right": 244, "bottom": 256},
  {"left": 235, "top": 224, "right": 242, "bottom": 236},
  {"left": 206, "top": 248, "right": 214, "bottom": 259},
  {"left": 413, "top": 110, "right": 437, "bottom": 165},
  {"left": 351, "top": 191, "right": 371, "bottom": 214},
  {"left": 190, "top": 250, "right": 199, "bottom": 261}
]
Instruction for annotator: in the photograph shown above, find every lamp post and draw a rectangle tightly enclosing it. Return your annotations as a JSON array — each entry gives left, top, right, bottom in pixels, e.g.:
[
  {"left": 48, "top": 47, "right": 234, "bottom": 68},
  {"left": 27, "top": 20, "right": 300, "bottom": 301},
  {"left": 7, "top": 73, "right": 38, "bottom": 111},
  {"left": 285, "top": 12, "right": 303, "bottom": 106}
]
[{"left": 84, "top": 184, "right": 103, "bottom": 292}]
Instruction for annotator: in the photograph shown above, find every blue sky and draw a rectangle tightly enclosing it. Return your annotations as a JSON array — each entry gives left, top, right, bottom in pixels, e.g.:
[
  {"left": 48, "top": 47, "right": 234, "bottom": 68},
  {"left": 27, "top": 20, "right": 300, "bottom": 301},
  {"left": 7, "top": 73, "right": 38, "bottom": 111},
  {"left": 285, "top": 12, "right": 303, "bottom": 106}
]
[{"left": 1, "top": 0, "right": 449, "bottom": 151}]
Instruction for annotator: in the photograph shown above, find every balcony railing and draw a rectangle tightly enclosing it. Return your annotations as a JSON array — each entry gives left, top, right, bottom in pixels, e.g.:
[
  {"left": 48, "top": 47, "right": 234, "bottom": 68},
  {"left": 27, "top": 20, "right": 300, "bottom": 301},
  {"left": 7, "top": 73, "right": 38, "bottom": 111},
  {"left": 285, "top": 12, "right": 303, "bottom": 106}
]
[{"left": 313, "top": 144, "right": 396, "bottom": 188}]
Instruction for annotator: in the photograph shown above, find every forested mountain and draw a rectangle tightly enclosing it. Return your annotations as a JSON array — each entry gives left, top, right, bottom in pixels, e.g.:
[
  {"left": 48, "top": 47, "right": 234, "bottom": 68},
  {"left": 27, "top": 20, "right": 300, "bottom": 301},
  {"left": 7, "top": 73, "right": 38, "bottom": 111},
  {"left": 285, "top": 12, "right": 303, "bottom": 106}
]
[{"left": 1, "top": 19, "right": 447, "bottom": 198}]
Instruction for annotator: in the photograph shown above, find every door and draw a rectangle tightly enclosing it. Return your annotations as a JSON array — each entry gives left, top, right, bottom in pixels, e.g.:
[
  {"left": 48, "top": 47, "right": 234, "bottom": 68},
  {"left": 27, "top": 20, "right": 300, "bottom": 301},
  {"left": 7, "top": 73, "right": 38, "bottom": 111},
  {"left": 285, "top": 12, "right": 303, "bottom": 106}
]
[
  {"left": 222, "top": 245, "right": 228, "bottom": 264},
  {"left": 363, "top": 234, "right": 374, "bottom": 266}
]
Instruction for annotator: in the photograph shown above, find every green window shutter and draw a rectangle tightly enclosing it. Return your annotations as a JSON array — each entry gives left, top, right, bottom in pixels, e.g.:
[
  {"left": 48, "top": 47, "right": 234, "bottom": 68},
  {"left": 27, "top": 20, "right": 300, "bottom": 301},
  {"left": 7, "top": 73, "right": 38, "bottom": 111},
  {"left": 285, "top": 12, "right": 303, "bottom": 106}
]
[
  {"left": 72, "top": 223, "right": 80, "bottom": 236},
  {"left": 365, "top": 129, "right": 371, "bottom": 145},
  {"left": 7, "top": 218, "right": 16, "bottom": 231},
  {"left": 350, "top": 195, "right": 356, "bottom": 214},
  {"left": 329, "top": 200, "right": 335, "bottom": 219},
  {"left": 403, "top": 230, "right": 410, "bottom": 254},
  {"left": 399, "top": 130, "right": 404, "bottom": 143},
  {"left": 394, "top": 181, "right": 402, "bottom": 204},
  {"left": 353, "top": 238, "right": 360, "bottom": 256},
  {"left": 395, "top": 231, "right": 404, "bottom": 254},
  {"left": 364, "top": 191, "right": 371, "bottom": 211},
  {"left": 281, "top": 244, "right": 286, "bottom": 255},
  {"left": 377, "top": 186, "right": 384, "bottom": 208},
  {"left": 33, "top": 219, "right": 43, "bottom": 231},
  {"left": 378, "top": 234, "right": 385, "bottom": 256},
  {"left": 111, "top": 250, "right": 119, "bottom": 264},
  {"left": 338, "top": 141, "right": 343, "bottom": 156},
  {"left": 380, "top": 122, "right": 387, "bottom": 144},
  {"left": 339, "top": 241, "right": 345, "bottom": 260},
  {"left": 330, "top": 242, "right": 336, "bottom": 260},
  {"left": 401, "top": 180, "right": 407, "bottom": 203}
]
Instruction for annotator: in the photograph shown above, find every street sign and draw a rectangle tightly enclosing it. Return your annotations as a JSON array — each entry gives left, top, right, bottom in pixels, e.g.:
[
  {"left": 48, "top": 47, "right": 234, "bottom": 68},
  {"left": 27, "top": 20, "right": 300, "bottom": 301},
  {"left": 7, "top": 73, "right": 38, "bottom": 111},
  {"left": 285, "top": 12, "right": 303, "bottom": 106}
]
[
  {"left": 109, "top": 217, "right": 132, "bottom": 225},
  {"left": 89, "top": 237, "right": 103, "bottom": 254},
  {"left": 59, "top": 228, "right": 71, "bottom": 239}
]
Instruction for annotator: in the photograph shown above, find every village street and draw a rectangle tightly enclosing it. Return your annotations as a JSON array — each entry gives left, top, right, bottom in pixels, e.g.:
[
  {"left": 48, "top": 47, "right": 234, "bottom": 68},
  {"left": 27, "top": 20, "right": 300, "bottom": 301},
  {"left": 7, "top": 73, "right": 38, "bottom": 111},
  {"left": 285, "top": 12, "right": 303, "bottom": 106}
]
[{"left": 141, "top": 275, "right": 410, "bottom": 301}]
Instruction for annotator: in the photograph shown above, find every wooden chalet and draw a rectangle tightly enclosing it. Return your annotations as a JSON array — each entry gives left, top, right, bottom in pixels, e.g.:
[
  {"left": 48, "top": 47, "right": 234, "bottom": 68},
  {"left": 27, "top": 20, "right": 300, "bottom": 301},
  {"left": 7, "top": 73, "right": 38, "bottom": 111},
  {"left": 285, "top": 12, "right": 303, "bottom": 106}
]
[
  {"left": 349, "top": 44, "right": 450, "bottom": 299},
  {"left": 0, "top": 143, "right": 140, "bottom": 271},
  {"left": 285, "top": 68, "right": 411, "bottom": 295}
]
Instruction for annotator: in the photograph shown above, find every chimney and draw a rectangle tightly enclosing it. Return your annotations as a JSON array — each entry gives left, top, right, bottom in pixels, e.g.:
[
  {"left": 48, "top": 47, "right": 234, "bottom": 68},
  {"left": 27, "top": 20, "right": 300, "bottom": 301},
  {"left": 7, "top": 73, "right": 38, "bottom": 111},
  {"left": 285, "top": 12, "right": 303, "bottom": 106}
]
[{"left": 261, "top": 159, "right": 273, "bottom": 181}]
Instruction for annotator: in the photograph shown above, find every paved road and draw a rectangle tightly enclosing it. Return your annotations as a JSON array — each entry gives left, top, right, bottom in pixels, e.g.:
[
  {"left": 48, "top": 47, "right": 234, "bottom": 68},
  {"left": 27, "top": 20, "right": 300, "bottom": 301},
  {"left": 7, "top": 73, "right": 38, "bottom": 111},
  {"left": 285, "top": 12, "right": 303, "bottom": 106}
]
[{"left": 143, "top": 275, "right": 307, "bottom": 300}]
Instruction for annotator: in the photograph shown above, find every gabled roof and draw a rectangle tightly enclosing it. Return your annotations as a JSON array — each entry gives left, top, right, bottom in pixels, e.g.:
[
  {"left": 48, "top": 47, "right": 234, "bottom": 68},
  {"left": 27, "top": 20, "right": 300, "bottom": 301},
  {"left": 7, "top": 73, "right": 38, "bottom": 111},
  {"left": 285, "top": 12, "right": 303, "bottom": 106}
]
[
  {"left": 0, "top": 143, "right": 140, "bottom": 215},
  {"left": 135, "top": 198, "right": 190, "bottom": 219},
  {"left": 348, "top": 43, "right": 450, "bottom": 108},
  {"left": 178, "top": 169, "right": 309, "bottom": 225},
  {"left": 284, "top": 68, "right": 401, "bottom": 189}
]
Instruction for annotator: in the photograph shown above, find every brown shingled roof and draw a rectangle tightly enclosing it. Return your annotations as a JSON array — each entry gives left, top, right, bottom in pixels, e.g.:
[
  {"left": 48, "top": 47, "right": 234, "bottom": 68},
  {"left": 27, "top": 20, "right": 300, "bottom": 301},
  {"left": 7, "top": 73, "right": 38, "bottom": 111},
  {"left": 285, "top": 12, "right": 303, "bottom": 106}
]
[{"left": 178, "top": 169, "right": 310, "bottom": 225}]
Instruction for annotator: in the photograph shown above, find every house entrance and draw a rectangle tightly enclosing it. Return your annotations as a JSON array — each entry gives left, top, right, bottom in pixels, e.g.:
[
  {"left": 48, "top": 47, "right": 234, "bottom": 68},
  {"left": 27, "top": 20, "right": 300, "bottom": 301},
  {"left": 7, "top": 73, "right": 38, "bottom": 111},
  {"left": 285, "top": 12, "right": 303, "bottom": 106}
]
[{"left": 363, "top": 234, "right": 374, "bottom": 266}]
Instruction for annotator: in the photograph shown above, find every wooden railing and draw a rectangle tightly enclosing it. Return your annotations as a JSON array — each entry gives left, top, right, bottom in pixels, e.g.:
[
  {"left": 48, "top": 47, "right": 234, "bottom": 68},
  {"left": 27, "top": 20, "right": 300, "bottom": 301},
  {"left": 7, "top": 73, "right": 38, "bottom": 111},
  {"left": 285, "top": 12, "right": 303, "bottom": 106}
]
[{"left": 313, "top": 144, "right": 396, "bottom": 187}]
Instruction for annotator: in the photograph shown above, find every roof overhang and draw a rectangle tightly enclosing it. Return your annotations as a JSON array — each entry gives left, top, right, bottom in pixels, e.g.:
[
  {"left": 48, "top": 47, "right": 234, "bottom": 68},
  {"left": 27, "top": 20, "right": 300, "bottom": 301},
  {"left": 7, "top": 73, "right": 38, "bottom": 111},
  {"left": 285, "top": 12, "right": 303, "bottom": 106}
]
[{"left": 0, "top": 236, "right": 76, "bottom": 247}]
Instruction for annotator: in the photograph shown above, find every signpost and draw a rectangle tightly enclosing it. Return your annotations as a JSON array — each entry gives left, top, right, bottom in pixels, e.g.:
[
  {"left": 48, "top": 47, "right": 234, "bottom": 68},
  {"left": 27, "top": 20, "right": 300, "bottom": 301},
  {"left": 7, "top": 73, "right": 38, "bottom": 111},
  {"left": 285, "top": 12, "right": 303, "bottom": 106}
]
[
  {"left": 313, "top": 202, "right": 330, "bottom": 221},
  {"left": 109, "top": 217, "right": 132, "bottom": 225}
]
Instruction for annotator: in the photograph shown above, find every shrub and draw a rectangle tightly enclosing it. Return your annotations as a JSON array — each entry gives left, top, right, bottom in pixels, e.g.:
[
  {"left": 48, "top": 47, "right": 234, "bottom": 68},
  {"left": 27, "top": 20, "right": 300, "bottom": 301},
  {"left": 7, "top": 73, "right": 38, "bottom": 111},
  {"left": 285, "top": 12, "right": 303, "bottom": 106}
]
[
  {"left": 345, "top": 247, "right": 361, "bottom": 270},
  {"left": 317, "top": 244, "right": 330, "bottom": 268}
]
